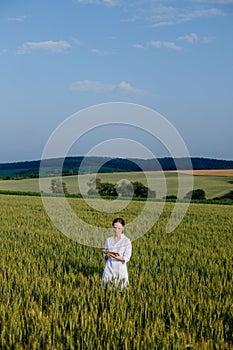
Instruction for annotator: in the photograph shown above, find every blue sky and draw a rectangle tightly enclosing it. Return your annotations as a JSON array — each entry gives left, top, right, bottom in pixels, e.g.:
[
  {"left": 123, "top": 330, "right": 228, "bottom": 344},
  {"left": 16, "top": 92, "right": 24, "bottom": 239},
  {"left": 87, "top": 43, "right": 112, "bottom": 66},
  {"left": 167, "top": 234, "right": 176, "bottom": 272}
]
[{"left": 0, "top": 0, "right": 233, "bottom": 162}]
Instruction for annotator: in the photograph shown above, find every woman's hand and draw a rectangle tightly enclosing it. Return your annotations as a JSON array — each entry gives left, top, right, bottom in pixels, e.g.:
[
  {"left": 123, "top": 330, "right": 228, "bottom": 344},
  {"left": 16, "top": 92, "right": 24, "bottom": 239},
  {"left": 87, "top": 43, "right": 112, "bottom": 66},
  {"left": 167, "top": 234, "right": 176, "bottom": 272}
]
[
  {"left": 109, "top": 252, "right": 119, "bottom": 257},
  {"left": 112, "top": 253, "right": 125, "bottom": 262},
  {"left": 104, "top": 250, "right": 124, "bottom": 261}
]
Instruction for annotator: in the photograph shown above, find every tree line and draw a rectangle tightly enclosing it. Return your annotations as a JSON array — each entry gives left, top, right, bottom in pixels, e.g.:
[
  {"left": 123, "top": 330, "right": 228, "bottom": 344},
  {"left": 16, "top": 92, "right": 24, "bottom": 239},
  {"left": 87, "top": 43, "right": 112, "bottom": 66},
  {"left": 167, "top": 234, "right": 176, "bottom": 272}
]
[
  {"left": 1, "top": 156, "right": 233, "bottom": 179},
  {"left": 50, "top": 178, "right": 215, "bottom": 201}
]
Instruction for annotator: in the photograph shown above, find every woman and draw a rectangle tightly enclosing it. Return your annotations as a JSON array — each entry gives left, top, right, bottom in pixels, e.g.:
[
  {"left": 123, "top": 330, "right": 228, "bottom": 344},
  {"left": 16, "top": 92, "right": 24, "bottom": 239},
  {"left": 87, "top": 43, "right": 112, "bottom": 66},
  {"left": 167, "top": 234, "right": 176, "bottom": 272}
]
[{"left": 102, "top": 217, "right": 132, "bottom": 290}]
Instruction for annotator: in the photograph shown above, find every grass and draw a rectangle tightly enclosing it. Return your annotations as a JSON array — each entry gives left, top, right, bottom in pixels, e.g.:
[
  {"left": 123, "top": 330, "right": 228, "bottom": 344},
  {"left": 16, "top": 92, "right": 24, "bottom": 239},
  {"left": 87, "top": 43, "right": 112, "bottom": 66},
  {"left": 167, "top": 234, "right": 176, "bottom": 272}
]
[{"left": 0, "top": 170, "right": 233, "bottom": 199}]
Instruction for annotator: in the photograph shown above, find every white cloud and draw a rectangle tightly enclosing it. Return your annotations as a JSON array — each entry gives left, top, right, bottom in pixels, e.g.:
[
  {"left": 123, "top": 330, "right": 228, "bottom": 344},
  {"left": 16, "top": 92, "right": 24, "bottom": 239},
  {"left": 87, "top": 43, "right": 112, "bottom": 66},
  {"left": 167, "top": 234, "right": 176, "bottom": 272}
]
[
  {"left": 150, "top": 5, "right": 177, "bottom": 21},
  {"left": 137, "top": 32, "right": 213, "bottom": 52},
  {"left": 90, "top": 48, "right": 115, "bottom": 55},
  {"left": 191, "top": 0, "right": 233, "bottom": 3},
  {"left": 70, "top": 80, "right": 143, "bottom": 94},
  {"left": 17, "top": 40, "right": 71, "bottom": 54},
  {"left": 185, "top": 7, "right": 225, "bottom": 19},
  {"left": 117, "top": 81, "right": 142, "bottom": 94},
  {"left": 71, "top": 80, "right": 112, "bottom": 93},
  {"left": 103, "top": 0, "right": 119, "bottom": 5},
  {"left": 177, "top": 33, "right": 198, "bottom": 43},
  {"left": 151, "top": 21, "right": 176, "bottom": 28},
  {"left": 200, "top": 36, "right": 215, "bottom": 43},
  {"left": 73, "top": 1, "right": 228, "bottom": 27},
  {"left": 176, "top": 33, "right": 215, "bottom": 44},
  {"left": 74, "top": 0, "right": 120, "bottom": 6},
  {"left": 148, "top": 5, "right": 226, "bottom": 27},
  {"left": 133, "top": 43, "right": 144, "bottom": 49},
  {"left": 8, "top": 16, "right": 26, "bottom": 22},
  {"left": 148, "top": 40, "right": 182, "bottom": 50}
]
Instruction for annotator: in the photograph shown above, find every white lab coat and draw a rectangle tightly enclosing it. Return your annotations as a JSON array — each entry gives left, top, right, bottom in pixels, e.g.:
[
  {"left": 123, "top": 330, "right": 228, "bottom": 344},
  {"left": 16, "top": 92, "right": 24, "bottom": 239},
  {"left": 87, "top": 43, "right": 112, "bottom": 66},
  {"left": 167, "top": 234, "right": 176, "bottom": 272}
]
[{"left": 102, "top": 234, "right": 132, "bottom": 289}]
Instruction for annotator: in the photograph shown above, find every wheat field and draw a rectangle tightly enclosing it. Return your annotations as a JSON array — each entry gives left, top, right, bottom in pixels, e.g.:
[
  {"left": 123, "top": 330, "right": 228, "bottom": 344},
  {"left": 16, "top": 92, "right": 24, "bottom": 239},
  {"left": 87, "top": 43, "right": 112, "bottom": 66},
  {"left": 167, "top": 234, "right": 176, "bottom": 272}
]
[{"left": 0, "top": 194, "right": 232, "bottom": 349}]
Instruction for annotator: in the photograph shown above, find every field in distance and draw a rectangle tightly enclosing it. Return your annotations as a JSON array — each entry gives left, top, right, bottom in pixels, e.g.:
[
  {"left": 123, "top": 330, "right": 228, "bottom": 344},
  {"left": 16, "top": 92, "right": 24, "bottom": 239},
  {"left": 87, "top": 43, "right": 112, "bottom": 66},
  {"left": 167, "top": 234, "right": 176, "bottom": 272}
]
[
  {"left": 0, "top": 170, "right": 232, "bottom": 199},
  {"left": 172, "top": 169, "right": 233, "bottom": 176}
]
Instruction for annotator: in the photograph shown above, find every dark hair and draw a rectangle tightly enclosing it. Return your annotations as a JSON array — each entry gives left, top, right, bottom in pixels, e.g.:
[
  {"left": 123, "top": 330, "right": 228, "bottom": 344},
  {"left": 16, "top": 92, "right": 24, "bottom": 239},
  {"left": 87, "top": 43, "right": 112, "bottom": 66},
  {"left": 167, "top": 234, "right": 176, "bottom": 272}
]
[{"left": 112, "top": 217, "right": 125, "bottom": 227}]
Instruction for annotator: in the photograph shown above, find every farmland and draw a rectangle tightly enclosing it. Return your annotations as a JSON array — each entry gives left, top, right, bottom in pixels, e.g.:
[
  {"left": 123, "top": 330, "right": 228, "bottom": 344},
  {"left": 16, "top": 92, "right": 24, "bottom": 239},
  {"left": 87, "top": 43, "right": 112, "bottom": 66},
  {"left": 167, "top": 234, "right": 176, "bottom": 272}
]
[
  {"left": 0, "top": 194, "right": 232, "bottom": 349},
  {"left": 175, "top": 169, "right": 233, "bottom": 176},
  {"left": 0, "top": 170, "right": 233, "bottom": 199}
]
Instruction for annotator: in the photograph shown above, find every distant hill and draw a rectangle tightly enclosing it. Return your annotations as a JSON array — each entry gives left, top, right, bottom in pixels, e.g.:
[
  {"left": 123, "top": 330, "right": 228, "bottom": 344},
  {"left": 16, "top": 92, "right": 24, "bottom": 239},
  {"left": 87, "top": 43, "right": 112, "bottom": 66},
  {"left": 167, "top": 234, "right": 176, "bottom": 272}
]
[{"left": 0, "top": 156, "right": 233, "bottom": 179}]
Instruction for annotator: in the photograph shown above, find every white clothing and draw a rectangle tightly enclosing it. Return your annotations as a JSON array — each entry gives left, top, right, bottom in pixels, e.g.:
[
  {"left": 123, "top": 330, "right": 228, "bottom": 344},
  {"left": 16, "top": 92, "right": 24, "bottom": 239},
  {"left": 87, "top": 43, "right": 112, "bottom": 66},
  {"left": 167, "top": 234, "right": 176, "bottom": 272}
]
[{"left": 102, "top": 234, "right": 132, "bottom": 289}]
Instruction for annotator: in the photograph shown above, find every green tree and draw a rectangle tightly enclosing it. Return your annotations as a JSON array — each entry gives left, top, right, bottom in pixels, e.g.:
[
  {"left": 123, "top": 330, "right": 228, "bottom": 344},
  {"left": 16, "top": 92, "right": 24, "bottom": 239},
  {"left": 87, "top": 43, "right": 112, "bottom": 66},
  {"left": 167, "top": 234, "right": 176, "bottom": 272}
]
[
  {"left": 50, "top": 179, "right": 68, "bottom": 194},
  {"left": 116, "top": 180, "right": 134, "bottom": 197},
  {"left": 88, "top": 179, "right": 156, "bottom": 199},
  {"left": 98, "top": 182, "right": 117, "bottom": 197},
  {"left": 164, "top": 195, "right": 177, "bottom": 200},
  {"left": 184, "top": 188, "right": 206, "bottom": 200},
  {"left": 132, "top": 181, "right": 148, "bottom": 198},
  {"left": 86, "top": 177, "right": 101, "bottom": 196}
]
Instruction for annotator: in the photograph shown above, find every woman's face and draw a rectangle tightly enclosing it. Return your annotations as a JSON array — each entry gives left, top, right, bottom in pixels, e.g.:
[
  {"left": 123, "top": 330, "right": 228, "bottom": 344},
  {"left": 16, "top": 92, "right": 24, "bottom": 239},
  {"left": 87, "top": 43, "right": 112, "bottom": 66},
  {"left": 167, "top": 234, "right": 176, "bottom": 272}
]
[{"left": 112, "top": 222, "right": 124, "bottom": 236}]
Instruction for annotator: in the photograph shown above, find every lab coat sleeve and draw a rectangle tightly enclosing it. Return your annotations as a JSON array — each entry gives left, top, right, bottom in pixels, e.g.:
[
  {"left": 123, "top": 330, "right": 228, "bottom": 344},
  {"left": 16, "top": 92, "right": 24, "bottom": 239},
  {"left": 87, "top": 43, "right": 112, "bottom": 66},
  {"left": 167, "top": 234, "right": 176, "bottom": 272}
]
[
  {"left": 123, "top": 240, "right": 132, "bottom": 263},
  {"left": 103, "top": 239, "right": 108, "bottom": 259}
]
